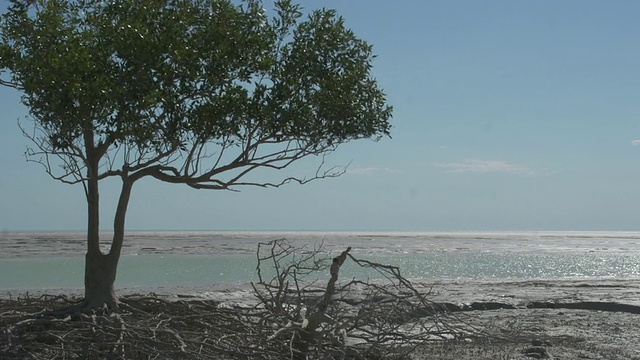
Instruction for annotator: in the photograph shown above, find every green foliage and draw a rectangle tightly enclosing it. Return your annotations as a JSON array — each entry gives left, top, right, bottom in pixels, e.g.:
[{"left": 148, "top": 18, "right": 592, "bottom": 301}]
[{"left": 1, "top": 0, "right": 392, "bottom": 183}]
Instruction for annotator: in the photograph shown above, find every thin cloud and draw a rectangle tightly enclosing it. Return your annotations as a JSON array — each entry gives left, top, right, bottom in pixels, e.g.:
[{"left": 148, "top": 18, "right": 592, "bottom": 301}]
[
  {"left": 350, "top": 167, "right": 402, "bottom": 175},
  {"left": 631, "top": 140, "right": 640, "bottom": 146},
  {"left": 350, "top": 167, "right": 379, "bottom": 175},
  {"left": 434, "top": 160, "right": 535, "bottom": 176}
]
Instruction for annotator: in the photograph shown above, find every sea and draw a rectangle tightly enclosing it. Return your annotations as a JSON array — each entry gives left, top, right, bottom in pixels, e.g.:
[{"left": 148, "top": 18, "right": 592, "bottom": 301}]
[{"left": 2, "top": 231, "right": 640, "bottom": 294}]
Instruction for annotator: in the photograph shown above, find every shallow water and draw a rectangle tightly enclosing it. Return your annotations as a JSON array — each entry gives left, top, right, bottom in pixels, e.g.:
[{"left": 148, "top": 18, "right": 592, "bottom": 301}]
[{"left": 2, "top": 231, "right": 640, "bottom": 292}]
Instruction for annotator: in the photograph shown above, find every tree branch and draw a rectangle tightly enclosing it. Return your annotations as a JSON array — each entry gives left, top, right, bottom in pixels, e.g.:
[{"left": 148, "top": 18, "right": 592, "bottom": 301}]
[{"left": 0, "top": 78, "right": 23, "bottom": 90}]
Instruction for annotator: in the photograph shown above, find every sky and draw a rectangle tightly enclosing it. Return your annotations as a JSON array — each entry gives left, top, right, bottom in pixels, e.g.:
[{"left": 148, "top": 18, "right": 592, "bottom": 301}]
[{"left": 2, "top": 0, "right": 640, "bottom": 232}]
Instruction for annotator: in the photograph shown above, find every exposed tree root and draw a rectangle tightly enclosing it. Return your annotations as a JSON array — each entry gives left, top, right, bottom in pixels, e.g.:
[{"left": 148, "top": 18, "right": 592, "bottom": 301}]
[{"left": 1, "top": 294, "right": 277, "bottom": 359}]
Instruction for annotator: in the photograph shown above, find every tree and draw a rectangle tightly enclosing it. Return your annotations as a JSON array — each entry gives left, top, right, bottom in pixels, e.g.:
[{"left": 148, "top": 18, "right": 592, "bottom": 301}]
[{"left": 0, "top": 0, "right": 392, "bottom": 309}]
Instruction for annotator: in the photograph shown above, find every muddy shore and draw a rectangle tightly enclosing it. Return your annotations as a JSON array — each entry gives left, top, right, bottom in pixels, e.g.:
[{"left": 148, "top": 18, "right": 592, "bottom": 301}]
[
  {"left": 2, "top": 279, "right": 640, "bottom": 359},
  {"left": 409, "top": 279, "right": 640, "bottom": 359}
]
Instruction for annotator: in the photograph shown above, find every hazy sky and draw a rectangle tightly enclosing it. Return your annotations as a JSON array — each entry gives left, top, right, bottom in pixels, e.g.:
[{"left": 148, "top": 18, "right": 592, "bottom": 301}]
[{"left": 2, "top": 0, "right": 640, "bottom": 231}]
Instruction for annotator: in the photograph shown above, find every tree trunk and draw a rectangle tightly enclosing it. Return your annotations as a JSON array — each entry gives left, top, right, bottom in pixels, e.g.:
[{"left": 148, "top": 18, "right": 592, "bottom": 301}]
[
  {"left": 82, "top": 179, "right": 133, "bottom": 310},
  {"left": 84, "top": 251, "right": 120, "bottom": 309},
  {"left": 83, "top": 130, "right": 119, "bottom": 308},
  {"left": 84, "top": 130, "right": 101, "bottom": 255},
  {"left": 82, "top": 128, "right": 134, "bottom": 309},
  {"left": 293, "top": 247, "right": 351, "bottom": 359},
  {"left": 109, "top": 179, "right": 133, "bottom": 265}
]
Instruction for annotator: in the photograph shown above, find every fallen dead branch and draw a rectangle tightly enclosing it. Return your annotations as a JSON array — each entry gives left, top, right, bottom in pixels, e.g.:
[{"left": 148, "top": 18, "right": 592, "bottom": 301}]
[{"left": 250, "top": 239, "right": 481, "bottom": 359}]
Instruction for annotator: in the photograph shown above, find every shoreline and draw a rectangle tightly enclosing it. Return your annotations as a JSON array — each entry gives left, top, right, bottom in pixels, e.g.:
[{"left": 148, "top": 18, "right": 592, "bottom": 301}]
[{"left": 4, "top": 277, "right": 640, "bottom": 304}]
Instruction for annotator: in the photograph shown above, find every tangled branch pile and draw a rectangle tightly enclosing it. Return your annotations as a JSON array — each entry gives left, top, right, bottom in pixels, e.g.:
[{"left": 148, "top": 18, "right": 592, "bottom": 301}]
[{"left": 1, "top": 239, "right": 480, "bottom": 359}]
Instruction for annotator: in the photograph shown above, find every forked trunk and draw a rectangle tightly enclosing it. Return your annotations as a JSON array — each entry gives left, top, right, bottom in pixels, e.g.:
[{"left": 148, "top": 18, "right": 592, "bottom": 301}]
[
  {"left": 84, "top": 251, "right": 120, "bottom": 309},
  {"left": 82, "top": 142, "right": 133, "bottom": 309}
]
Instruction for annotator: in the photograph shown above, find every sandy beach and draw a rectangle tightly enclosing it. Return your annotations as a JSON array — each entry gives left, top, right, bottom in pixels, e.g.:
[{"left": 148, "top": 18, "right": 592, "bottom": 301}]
[{"left": 407, "top": 278, "right": 640, "bottom": 359}]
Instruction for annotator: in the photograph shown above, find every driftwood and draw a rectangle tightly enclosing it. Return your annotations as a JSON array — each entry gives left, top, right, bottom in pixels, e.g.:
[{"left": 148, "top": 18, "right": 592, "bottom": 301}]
[
  {"left": 250, "top": 239, "right": 477, "bottom": 359},
  {"left": 1, "top": 239, "right": 479, "bottom": 359}
]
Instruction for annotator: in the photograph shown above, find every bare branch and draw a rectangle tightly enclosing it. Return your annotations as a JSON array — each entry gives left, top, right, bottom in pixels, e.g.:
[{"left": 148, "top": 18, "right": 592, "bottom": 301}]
[
  {"left": 0, "top": 78, "right": 23, "bottom": 90},
  {"left": 19, "top": 120, "right": 88, "bottom": 185}
]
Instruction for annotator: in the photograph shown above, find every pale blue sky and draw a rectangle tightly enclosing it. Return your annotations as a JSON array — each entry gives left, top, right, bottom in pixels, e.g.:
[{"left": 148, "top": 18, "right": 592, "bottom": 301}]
[{"left": 2, "top": 0, "right": 640, "bottom": 231}]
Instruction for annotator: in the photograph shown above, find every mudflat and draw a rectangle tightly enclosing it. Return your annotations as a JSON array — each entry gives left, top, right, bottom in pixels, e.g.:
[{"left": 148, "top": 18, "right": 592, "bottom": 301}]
[
  {"left": 2, "top": 279, "right": 639, "bottom": 359},
  {"left": 411, "top": 279, "right": 640, "bottom": 359}
]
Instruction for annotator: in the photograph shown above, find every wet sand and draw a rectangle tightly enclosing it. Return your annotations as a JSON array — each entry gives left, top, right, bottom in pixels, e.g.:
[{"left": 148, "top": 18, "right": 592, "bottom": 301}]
[
  {"left": 406, "top": 279, "right": 639, "bottom": 359},
  {"left": 144, "top": 278, "right": 640, "bottom": 359},
  {"left": 3, "top": 278, "right": 640, "bottom": 359}
]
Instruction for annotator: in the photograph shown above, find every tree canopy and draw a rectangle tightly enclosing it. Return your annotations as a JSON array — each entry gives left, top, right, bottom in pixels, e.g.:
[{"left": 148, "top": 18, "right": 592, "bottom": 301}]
[{"left": 1, "top": 0, "right": 392, "bottom": 190}]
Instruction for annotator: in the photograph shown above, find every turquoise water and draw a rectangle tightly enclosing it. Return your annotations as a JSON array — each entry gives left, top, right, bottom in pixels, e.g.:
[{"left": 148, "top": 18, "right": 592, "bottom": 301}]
[
  {"left": 3, "top": 250, "right": 640, "bottom": 291},
  {"left": 0, "top": 254, "right": 257, "bottom": 290}
]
